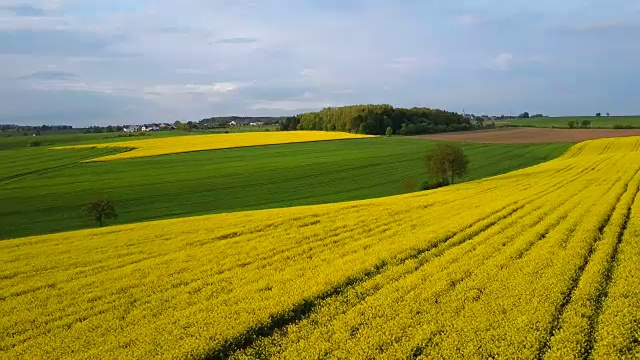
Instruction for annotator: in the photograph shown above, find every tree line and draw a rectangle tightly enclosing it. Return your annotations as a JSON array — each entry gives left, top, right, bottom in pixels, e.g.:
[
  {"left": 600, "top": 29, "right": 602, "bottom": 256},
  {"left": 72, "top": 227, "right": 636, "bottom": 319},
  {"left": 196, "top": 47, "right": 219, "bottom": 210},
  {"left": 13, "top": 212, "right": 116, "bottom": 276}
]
[{"left": 279, "top": 105, "right": 474, "bottom": 135}]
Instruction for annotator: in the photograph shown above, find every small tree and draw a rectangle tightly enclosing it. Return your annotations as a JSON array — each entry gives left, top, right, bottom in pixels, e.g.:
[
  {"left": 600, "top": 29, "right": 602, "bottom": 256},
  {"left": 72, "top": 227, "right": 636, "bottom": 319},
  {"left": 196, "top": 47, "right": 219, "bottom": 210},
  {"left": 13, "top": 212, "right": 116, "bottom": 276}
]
[
  {"left": 385, "top": 127, "right": 394, "bottom": 137},
  {"left": 519, "top": 112, "right": 530, "bottom": 118},
  {"left": 606, "top": 112, "right": 610, "bottom": 117},
  {"left": 568, "top": 120, "right": 576, "bottom": 129},
  {"left": 596, "top": 112, "right": 602, "bottom": 117},
  {"left": 87, "top": 198, "right": 117, "bottom": 227},
  {"left": 581, "top": 120, "right": 592, "bottom": 128},
  {"left": 425, "top": 144, "right": 470, "bottom": 185}
]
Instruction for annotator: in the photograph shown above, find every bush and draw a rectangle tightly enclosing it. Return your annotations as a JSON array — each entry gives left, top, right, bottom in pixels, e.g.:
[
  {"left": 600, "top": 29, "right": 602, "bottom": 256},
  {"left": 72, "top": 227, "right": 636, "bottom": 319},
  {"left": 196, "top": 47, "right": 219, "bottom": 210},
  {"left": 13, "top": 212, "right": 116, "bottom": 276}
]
[
  {"left": 421, "top": 178, "right": 450, "bottom": 190},
  {"left": 613, "top": 124, "right": 636, "bottom": 129},
  {"left": 29, "top": 140, "right": 42, "bottom": 147},
  {"left": 385, "top": 127, "right": 393, "bottom": 137},
  {"left": 568, "top": 121, "right": 576, "bottom": 129}
]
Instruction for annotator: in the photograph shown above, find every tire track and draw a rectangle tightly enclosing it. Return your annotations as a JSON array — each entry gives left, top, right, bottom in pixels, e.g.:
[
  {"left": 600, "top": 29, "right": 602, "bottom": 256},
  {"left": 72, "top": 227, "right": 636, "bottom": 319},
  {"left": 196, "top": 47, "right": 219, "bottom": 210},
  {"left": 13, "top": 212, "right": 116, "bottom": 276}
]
[
  {"left": 583, "top": 175, "right": 640, "bottom": 358},
  {"left": 535, "top": 166, "right": 637, "bottom": 360}
]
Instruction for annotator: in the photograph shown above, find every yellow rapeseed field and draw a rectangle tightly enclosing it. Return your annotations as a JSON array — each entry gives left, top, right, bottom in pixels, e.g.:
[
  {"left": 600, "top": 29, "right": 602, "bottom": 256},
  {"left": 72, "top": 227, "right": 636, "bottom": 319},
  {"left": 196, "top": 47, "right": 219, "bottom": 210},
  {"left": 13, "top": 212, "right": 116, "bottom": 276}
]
[
  {"left": 2, "top": 137, "right": 640, "bottom": 359},
  {"left": 53, "top": 131, "right": 374, "bottom": 161}
]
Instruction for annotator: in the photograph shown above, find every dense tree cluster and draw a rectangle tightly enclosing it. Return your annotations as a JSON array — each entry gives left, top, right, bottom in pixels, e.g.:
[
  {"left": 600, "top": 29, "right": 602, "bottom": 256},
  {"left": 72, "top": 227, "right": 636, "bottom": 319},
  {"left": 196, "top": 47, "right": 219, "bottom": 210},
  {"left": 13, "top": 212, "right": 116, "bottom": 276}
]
[
  {"left": 0, "top": 124, "right": 73, "bottom": 132},
  {"left": 279, "top": 105, "right": 471, "bottom": 135}
]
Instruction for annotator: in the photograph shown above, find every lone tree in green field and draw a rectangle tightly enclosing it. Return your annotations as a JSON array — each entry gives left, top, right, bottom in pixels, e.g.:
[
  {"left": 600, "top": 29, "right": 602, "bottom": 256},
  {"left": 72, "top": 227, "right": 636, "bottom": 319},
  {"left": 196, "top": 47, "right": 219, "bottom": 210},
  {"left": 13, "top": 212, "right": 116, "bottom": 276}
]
[
  {"left": 581, "top": 120, "right": 592, "bottom": 128},
  {"left": 87, "top": 198, "right": 118, "bottom": 227},
  {"left": 425, "top": 143, "right": 470, "bottom": 186},
  {"left": 568, "top": 120, "right": 576, "bottom": 129}
]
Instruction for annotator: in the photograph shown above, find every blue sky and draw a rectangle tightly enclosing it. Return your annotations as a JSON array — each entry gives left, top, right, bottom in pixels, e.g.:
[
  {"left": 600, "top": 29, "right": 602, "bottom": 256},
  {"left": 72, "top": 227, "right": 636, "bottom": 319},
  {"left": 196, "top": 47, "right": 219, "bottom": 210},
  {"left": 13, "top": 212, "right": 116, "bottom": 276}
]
[{"left": 1, "top": 0, "right": 639, "bottom": 126}]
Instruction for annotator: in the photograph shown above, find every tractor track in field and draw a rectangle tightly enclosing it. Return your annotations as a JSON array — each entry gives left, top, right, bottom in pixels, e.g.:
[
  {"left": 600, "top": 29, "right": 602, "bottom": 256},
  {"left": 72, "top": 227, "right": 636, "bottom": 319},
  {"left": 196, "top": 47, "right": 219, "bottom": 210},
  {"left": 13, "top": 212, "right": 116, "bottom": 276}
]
[{"left": 534, "top": 168, "right": 639, "bottom": 360}]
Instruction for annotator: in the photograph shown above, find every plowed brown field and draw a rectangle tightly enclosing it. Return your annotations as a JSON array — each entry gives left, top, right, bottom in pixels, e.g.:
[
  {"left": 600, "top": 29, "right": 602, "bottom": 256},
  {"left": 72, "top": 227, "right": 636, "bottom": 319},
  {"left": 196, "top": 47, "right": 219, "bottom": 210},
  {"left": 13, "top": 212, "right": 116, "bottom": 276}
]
[{"left": 415, "top": 127, "right": 640, "bottom": 143}]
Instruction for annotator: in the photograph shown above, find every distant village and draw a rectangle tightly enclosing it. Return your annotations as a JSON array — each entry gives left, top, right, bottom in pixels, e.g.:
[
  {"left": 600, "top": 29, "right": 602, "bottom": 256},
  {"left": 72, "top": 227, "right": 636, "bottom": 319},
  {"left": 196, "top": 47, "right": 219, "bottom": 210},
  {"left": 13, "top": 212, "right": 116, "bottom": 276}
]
[
  {"left": 0, "top": 116, "right": 285, "bottom": 135},
  {"left": 122, "top": 123, "right": 174, "bottom": 132},
  {"left": 121, "top": 116, "right": 284, "bottom": 133}
]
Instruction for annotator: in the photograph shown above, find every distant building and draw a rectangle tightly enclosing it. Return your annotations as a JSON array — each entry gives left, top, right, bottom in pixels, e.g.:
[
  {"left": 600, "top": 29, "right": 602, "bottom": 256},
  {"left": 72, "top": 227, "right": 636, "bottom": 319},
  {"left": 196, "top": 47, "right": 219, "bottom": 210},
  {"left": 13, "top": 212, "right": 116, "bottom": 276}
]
[
  {"left": 249, "top": 122, "right": 265, "bottom": 126},
  {"left": 229, "top": 121, "right": 237, "bottom": 126},
  {"left": 141, "top": 124, "right": 160, "bottom": 132},
  {"left": 123, "top": 125, "right": 141, "bottom": 132}
]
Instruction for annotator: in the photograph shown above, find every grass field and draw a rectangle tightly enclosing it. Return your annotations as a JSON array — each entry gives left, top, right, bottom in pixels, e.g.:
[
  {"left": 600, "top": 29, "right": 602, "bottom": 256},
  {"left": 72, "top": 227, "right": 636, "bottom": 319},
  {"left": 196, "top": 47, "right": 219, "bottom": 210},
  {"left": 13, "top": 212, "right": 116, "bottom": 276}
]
[
  {"left": 499, "top": 116, "right": 640, "bottom": 129},
  {"left": 1, "top": 136, "right": 639, "bottom": 358},
  {"left": 0, "top": 136, "right": 570, "bottom": 239}
]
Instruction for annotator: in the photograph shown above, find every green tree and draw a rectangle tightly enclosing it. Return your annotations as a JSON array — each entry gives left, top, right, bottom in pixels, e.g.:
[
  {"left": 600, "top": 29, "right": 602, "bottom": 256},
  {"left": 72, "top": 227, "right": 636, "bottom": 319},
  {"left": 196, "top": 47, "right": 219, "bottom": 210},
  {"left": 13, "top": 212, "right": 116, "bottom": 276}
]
[
  {"left": 86, "top": 197, "right": 118, "bottom": 227},
  {"left": 568, "top": 120, "right": 576, "bottom": 129},
  {"left": 425, "top": 144, "right": 470, "bottom": 185},
  {"left": 519, "top": 112, "right": 530, "bottom": 118},
  {"left": 581, "top": 120, "right": 592, "bottom": 128},
  {"left": 596, "top": 112, "right": 602, "bottom": 117},
  {"left": 385, "top": 127, "right": 393, "bottom": 137}
]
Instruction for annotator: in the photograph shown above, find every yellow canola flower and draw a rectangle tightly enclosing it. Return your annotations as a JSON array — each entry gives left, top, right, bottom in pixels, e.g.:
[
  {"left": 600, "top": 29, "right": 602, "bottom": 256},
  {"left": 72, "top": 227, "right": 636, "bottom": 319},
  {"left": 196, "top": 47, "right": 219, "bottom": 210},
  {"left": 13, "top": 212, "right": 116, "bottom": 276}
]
[
  {"left": 2, "top": 136, "right": 640, "bottom": 359},
  {"left": 52, "top": 131, "right": 375, "bottom": 162}
]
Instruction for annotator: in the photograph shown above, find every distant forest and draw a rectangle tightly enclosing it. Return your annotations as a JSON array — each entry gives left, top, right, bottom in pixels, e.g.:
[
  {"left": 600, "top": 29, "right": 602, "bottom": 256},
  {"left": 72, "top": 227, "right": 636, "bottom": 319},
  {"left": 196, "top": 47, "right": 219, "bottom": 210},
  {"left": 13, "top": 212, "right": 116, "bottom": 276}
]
[{"left": 280, "top": 105, "right": 473, "bottom": 135}]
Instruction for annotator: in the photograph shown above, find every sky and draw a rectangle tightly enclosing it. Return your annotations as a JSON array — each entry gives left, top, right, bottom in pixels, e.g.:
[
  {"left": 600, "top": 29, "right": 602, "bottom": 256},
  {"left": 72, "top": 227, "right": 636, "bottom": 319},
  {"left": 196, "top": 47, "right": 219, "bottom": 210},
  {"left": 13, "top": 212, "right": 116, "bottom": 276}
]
[{"left": 1, "top": 0, "right": 639, "bottom": 126}]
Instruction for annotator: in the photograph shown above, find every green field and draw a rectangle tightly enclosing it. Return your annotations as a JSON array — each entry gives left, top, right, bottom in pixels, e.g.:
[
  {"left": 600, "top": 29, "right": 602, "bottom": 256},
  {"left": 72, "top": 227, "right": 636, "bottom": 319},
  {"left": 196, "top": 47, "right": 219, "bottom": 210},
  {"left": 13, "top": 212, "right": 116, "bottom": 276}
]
[
  {"left": 0, "top": 126, "right": 278, "bottom": 150},
  {"left": 0, "top": 136, "right": 571, "bottom": 240},
  {"left": 498, "top": 116, "right": 640, "bottom": 129}
]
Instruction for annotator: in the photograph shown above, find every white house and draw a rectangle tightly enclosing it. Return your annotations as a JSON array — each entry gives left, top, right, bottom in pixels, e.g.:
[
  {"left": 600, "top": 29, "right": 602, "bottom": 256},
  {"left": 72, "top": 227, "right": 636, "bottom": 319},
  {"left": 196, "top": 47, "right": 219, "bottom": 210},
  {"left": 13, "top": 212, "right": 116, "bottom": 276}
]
[
  {"left": 123, "top": 125, "right": 141, "bottom": 132},
  {"left": 249, "top": 122, "right": 265, "bottom": 126},
  {"left": 229, "top": 121, "right": 237, "bottom": 126}
]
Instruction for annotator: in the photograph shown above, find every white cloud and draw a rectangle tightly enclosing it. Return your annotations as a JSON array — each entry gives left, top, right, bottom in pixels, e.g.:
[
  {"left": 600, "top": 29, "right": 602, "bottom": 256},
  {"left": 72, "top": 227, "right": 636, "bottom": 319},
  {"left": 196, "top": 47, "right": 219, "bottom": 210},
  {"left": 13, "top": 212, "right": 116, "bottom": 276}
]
[
  {"left": 251, "top": 99, "right": 343, "bottom": 111},
  {"left": 0, "top": 14, "right": 73, "bottom": 30},
  {"left": 0, "top": 0, "right": 67, "bottom": 10},
  {"left": 176, "top": 68, "right": 208, "bottom": 75},
  {"left": 385, "top": 56, "right": 443, "bottom": 74},
  {"left": 491, "top": 53, "right": 549, "bottom": 71},
  {"left": 494, "top": 53, "right": 514, "bottom": 71},
  {"left": 455, "top": 14, "right": 482, "bottom": 27},
  {"left": 571, "top": 20, "right": 626, "bottom": 31},
  {"left": 209, "top": 82, "right": 243, "bottom": 93},
  {"left": 142, "top": 82, "right": 248, "bottom": 105},
  {"left": 25, "top": 79, "right": 137, "bottom": 95}
]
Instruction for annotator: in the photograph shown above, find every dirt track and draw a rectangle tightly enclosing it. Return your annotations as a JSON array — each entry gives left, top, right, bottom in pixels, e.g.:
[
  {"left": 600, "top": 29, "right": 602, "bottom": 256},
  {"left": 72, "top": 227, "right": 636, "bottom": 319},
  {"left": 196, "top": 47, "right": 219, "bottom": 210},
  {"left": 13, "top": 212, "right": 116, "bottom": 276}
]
[{"left": 414, "top": 127, "right": 640, "bottom": 144}]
